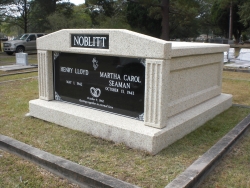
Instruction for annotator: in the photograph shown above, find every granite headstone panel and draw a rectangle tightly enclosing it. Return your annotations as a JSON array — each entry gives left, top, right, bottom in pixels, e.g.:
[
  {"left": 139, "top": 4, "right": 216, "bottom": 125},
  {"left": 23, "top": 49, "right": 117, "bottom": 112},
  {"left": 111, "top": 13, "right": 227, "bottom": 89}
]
[{"left": 54, "top": 52, "right": 145, "bottom": 120}]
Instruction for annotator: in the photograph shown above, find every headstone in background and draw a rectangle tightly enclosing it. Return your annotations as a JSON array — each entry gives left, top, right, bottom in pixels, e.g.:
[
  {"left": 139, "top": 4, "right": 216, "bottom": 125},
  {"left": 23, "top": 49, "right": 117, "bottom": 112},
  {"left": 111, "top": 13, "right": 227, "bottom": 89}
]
[
  {"left": 16, "top": 53, "right": 29, "bottom": 66},
  {"left": 238, "top": 49, "right": 250, "bottom": 61},
  {"left": 224, "top": 48, "right": 235, "bottom": 62},
  {"left": 224, "top": 48, "right": 250, "bottom": 68}
]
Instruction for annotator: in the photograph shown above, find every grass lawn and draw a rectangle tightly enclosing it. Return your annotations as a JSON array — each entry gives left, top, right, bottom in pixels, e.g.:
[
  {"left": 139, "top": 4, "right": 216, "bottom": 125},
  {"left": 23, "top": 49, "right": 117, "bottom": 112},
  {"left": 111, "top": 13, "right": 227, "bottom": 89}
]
[
  {"left": 0, "top": 149, "right": 79, "bottom": 188},
  {"left": 0, "top": 52, "right": 37, "bottom": 65},
  {"left": 0, "top": 72, "right": 38, "bottom": 82},
  {"left": 222, "top": 71, "right": 250, "bottom": 106},
  {"left": 0, "top": 55, "right": 250, "bottom": 187},
  {"left": 200, "top": 129, "right": 250, "bottom": 188},
  {"left": 200, "top": 71, "right": 250, "bottom": 188}
]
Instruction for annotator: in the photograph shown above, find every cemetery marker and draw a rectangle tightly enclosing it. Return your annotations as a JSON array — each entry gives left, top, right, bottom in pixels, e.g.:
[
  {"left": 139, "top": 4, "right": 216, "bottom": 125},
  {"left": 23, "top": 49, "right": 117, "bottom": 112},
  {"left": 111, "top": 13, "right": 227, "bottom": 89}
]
[{"left": 29, "top": 29, "right": 232, "bottom": 154}]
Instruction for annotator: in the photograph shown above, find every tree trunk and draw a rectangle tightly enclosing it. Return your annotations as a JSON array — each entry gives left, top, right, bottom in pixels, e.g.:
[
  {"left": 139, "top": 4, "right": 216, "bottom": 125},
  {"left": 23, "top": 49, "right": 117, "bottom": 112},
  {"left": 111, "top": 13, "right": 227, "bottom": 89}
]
[
  {"left": 160, "top": 0, "right": 169, "bottom": 41},
  {"left": 228, "top": 1, "right": 233, "bottom": 40},
  {"left": 24, "top": 0, "right": 28, "bottom": 33},
  {"left": 52, "top": 0, "right": 57, "bottom": 12}
]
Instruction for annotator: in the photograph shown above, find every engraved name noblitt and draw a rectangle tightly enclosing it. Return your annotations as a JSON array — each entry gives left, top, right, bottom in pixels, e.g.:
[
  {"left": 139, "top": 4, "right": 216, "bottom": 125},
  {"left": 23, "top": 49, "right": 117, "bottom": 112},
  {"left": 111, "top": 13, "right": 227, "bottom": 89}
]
[{"left": 73, "top": 36, "right": 107, "bottom": 48}]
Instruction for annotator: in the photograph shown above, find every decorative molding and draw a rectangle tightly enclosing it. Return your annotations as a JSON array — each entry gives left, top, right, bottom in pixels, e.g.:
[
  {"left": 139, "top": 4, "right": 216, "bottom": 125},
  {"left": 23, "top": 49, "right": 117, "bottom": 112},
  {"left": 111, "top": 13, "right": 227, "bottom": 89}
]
[
  {"left": 55, "top": 91, "right": 62, "bottom": 101},
  {"left": 144, "top": 60, "right": 163, "bottom": 126},
  {"left": 139, "top": 58, "right": 146, "bottom": 66},
  {"left": 38, "top": 50, "right": 53, "bottom": 100},
  {"left": 53, "top": 51, "right": 60, "bottom": 61}
]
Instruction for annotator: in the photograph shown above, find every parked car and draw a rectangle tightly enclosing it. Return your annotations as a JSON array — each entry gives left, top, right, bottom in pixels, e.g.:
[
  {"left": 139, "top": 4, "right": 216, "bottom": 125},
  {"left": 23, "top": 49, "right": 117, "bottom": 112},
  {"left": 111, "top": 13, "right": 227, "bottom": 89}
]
[{"left": 3, "top": 33, "right": 46, "bottom": 55}]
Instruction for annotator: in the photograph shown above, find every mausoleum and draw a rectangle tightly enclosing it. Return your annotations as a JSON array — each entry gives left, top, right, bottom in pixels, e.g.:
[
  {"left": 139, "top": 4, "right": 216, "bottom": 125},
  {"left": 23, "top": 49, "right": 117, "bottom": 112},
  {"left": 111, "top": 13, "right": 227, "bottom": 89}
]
[{"left": 29, "top": 29, "right": 232, "bottom": 154}]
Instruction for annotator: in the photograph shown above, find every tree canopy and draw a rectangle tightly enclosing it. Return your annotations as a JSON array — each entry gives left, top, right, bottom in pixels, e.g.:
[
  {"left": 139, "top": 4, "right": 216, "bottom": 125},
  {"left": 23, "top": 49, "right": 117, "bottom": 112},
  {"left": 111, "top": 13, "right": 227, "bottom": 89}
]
[
  {"left": 238, "top": 1, "right": 250, "bottom": 27},
  {"left": 125, "top": 0, "right": 205, "bottom": 40},
  {"left": 210, "top": 0, "right": 249, "bottom": 42},
  {"left": 0, "top": 0, "right": 250, "bottom": 42}
]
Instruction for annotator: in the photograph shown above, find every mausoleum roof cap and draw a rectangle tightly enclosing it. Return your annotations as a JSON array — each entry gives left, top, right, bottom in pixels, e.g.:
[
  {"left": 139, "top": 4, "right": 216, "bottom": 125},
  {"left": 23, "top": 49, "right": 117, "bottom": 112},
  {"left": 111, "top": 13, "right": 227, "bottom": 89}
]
[{"left": 37, "top": 29, "right": 229, "bottom": 59}]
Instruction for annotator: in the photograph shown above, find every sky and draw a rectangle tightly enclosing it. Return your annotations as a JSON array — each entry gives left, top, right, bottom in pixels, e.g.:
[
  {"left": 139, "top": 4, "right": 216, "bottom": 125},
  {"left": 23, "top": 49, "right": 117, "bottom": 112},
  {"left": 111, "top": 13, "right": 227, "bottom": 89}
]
[{"left": 70, "top": 0, "right": 85, "bottom": 5}]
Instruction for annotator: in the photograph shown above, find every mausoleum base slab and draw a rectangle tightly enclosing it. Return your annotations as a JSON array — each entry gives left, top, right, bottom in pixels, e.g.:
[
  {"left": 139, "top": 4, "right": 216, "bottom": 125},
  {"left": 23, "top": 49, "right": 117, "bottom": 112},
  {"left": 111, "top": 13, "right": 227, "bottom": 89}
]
[{"left": 29, "top": 93, "right": 232, "bottom": 155}]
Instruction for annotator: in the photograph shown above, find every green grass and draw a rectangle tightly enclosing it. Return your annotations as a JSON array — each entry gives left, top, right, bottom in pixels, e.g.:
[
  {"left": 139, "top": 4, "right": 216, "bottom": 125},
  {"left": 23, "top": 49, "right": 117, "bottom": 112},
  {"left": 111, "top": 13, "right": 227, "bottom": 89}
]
[
  {"left": 0, "top": 77, "right": 250, "bottom": 187},
  {"left": 0, "top": 72, "right": 38, "bottom": 82},
  {"left": 199, "top": 71, "right": 250, "bottom": 188},
  {"left": 0, "top": 52, "right": 37, "bottom": 66},
  {"left": 0, "top": 54, "right": 16, "bottom": 65},
  {"left": 0, "top": 149, "right": 79, "bottom": 188},
  {"left": 0, "top": 57, "right": 250, "bottom": 187},
  {"left": 222, "top": 72, "right": 250, "bottom": 106},
  {"left": 200, "top": 130, "right": 250, "bottom": 188}
]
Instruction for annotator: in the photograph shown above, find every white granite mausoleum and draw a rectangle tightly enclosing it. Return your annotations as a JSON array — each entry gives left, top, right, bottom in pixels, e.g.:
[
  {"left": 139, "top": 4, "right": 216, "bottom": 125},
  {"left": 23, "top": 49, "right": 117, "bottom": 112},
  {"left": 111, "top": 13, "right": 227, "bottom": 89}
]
[{"left": 29, "top": 29, "right": 232, "bottom": 154}]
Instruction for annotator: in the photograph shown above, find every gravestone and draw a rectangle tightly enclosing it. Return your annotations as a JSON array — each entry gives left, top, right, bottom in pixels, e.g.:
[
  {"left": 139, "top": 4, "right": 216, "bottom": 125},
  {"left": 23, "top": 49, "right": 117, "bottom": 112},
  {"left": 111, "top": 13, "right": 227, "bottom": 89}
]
[
  {"left": 237, "top": 49, "right": 250, "bottom": 61},
  {"left": 16, "top": 53, "right": 29, "bottom": 66},
  {"left": 29, "top": 29, "right": 232, "bottom": 154},
  {"left": 224, "top": 48, "right": 235, "bottom": 62}
]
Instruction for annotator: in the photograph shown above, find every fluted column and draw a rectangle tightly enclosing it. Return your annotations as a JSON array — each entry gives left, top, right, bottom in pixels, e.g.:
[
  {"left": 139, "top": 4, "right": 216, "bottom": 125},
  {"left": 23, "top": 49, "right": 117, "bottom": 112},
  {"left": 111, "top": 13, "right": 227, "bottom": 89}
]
[
  {"left": 144, "top": 59, "right": 170, "bottom": 128},
  {"left": 37, "top": 50, "right": 54, "bottom": 100}
]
